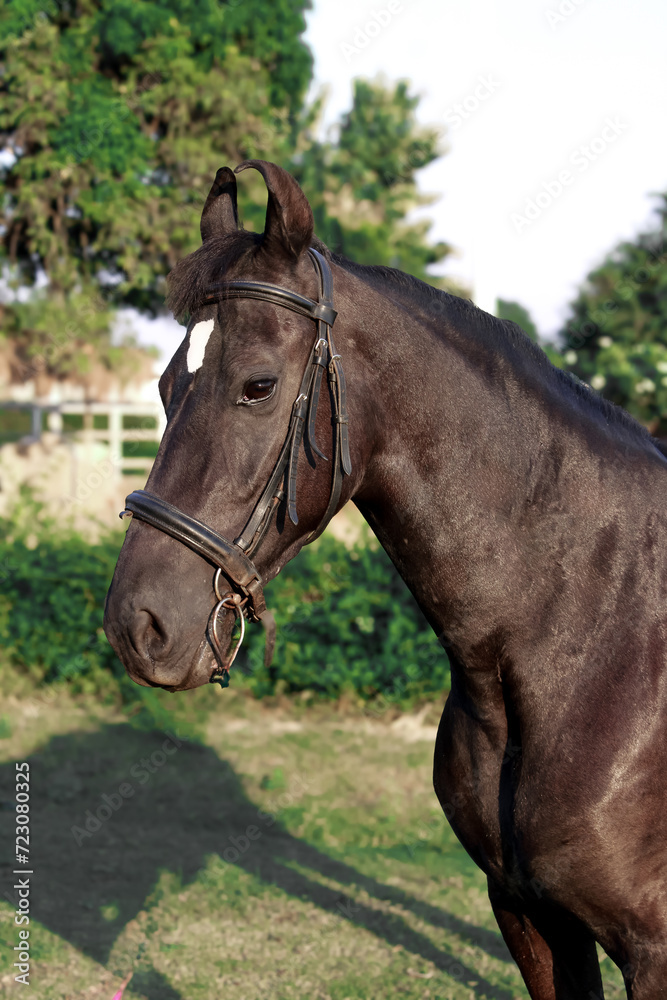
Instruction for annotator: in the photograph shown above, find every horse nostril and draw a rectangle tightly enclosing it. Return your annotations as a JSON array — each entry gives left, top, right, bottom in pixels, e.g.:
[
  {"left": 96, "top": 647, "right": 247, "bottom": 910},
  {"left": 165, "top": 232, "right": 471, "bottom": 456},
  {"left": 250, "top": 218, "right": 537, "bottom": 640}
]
[{"left": 132, "top": 610, "right": 173, "bottom": 664}]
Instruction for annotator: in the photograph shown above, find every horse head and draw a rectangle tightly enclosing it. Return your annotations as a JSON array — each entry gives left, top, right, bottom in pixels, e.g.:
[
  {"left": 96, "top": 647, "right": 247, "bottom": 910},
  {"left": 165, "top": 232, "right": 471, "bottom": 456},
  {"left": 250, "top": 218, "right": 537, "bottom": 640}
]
[{"left": 104, "top": 161, "right": 367, "bottom": 691}]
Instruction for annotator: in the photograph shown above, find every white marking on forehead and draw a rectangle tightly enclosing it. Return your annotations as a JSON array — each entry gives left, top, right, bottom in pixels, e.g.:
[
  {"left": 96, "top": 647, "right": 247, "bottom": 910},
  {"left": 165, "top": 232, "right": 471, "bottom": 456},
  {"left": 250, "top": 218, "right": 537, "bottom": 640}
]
[{"left": 186, "top": 319, "right": 215, "bottom": 373}]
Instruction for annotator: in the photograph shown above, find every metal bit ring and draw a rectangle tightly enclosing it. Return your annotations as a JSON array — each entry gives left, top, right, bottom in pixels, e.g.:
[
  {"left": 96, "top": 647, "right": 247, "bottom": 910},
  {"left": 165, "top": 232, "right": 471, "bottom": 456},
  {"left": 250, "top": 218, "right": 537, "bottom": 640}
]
[{"left": 209, "top": 569, "right": 246, "bottom": 684}]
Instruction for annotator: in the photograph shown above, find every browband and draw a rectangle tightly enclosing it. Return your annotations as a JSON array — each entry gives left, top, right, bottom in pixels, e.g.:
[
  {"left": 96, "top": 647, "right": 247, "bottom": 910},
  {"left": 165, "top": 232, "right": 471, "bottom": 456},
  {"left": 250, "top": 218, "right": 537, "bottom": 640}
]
[{"left": 204, "top": 282, "right": 337, "bottom": 327}]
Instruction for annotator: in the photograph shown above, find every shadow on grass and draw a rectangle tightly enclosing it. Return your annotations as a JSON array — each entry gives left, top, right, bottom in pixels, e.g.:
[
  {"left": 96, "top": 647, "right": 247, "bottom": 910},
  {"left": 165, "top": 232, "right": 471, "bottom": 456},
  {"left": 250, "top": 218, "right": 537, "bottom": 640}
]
[{"left": 0, "top": 724, "right": 514, "bottom": 1000}]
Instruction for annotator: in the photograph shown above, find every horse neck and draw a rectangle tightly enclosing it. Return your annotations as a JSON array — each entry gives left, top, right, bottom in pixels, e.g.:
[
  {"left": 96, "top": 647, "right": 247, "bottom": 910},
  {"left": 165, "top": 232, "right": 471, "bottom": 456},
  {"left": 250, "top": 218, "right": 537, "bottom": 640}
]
[{"left": 341, "top": 269, "right": 655, "bottom": 661}]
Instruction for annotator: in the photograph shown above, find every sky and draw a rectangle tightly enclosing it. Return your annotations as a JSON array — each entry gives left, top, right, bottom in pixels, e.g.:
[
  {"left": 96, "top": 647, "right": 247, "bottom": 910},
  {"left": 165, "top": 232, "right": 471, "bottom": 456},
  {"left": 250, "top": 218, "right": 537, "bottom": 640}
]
[
  {"left": 303, "top": 0, "right": 667, "bottom": 338},
  {"left": 127, "top": 0, "right": 667, "bottom": 363}
]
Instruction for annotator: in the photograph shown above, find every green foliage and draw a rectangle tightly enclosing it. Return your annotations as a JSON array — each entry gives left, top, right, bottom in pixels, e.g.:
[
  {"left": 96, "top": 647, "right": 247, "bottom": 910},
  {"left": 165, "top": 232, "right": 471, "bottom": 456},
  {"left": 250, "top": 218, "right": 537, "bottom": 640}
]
[
  {"left": 292, "top": 79, "right": 451, "bottom": 283},
  {"left": 0, "top": 498, "right": 448, "bottom": 701},
  {"left": 559, "top": 194, "right": 667, "bottom": 435},
  {"left": 0, "top": 285, "right": 154, "bottom": 383},
  {"left": 0, "top": 2, "right": 289, "bottom": 310},
  {"left": 0, "top": 406, "right": 32, "bottom": 444},
  {"left": 0, "top": 492, "right": 123, "bottom": 691},
  {"left": 1, "top": 1, "right": 451, "bottom": 384},
  {"left": 241, "top": 530, "right": 449, "bottom": 700}
]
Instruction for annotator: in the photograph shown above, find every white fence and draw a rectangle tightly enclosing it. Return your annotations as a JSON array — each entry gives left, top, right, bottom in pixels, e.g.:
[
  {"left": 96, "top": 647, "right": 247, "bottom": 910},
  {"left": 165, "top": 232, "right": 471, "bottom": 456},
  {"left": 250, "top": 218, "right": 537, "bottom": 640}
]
[
  {"left": 0, "top": 401, "right": 166, "bottom": 530},
  {"left": 0, "top": 400, "right": 166, "bottom": 474},
  {"left": 0, "top": 399, "right": 360, "bottom": 541}
]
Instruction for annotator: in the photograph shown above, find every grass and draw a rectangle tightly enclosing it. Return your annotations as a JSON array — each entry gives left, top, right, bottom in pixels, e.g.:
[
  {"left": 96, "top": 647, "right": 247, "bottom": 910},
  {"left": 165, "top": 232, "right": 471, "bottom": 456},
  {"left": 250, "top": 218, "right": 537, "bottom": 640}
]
[{"left": 0, "top": 680, "right": 627, "bottom": 999}]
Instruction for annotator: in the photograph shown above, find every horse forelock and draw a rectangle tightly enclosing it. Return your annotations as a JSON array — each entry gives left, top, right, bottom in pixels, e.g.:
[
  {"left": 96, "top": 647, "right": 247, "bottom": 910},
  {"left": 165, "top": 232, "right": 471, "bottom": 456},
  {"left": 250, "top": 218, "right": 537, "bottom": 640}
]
[
  {"left": 166, "top": 231, "right": 262, "bottom": 321},
  {"left": 166, "top": 232, "right": 333, "bottom": 324}
]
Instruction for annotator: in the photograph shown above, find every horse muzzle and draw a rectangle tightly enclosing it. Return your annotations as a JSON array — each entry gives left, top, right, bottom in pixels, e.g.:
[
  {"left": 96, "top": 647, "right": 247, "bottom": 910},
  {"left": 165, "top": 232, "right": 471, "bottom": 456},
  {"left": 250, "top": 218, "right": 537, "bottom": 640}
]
[
  {"left": 104, "top": 582, "right": 240, "bottom": 691},
  {"left": 104, "top": 490, "right": 275, "bottom": 691}
]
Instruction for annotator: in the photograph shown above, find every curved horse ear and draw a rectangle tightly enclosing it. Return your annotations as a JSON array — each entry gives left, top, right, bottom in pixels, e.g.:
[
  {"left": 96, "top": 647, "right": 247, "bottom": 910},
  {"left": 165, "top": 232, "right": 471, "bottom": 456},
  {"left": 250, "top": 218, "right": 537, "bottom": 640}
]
[
  {"left": 200, "top": 166, "right": 238, "bottom": 241},
  {"left": 235, "top": 160, "right": 313, "bottom": 260}
]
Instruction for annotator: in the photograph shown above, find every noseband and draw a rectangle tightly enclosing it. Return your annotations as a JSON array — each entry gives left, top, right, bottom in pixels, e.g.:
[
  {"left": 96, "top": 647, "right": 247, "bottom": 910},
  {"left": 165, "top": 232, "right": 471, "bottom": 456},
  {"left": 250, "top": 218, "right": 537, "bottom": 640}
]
[{"left": 120, "top": 248, "right": 351, "bottom": 686}]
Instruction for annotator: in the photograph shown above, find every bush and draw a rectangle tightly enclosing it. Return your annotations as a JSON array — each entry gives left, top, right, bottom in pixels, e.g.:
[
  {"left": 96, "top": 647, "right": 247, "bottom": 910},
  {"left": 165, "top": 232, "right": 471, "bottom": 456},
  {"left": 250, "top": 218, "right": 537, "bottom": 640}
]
[
  {"left": 241, "top": 532, "right": 450, "bottom": 700},
  {"left": 0, "top": 492, "right": 123, "bottom": 692},
  {"left": 0, "top": 496, "right": 449, "bottom": 701}
]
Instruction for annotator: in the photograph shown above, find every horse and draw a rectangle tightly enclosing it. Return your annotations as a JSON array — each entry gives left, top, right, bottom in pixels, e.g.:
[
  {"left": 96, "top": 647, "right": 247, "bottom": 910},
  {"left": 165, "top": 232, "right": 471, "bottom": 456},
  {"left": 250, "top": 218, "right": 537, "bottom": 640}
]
[{"left": 104, "top": 160, "right": 667, "bottom": 998}]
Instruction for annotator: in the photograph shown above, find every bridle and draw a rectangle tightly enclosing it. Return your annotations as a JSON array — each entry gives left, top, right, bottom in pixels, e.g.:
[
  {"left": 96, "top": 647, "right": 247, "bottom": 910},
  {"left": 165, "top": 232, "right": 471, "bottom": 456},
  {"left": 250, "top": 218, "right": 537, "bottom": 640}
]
[{"left": 119, "top": 248, "right": 351, "bottom": 686}]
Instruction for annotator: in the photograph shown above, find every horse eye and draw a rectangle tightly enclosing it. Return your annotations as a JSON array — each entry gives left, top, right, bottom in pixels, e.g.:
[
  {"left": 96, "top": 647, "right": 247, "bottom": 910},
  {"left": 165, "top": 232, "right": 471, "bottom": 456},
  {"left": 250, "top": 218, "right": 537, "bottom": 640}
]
[{"left": 241, "top": 378, "right": 276, "bottom": 403}]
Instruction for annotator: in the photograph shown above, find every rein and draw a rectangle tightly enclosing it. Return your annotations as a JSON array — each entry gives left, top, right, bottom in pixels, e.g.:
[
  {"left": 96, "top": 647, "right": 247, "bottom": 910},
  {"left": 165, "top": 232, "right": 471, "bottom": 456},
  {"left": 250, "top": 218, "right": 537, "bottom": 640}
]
[{"left": 120, "top": 248, "right": 351, "bottom": 687}]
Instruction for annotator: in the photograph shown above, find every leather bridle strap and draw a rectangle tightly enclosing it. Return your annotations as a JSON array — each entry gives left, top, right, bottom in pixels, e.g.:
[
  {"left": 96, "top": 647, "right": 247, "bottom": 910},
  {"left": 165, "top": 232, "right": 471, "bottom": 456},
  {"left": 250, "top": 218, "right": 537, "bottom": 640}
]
[
  {"left": 306, "top": 250, "right": 352, "bottom": 541},
  {"left": 231, "top": 320, "right": 325, "bottom": 554},
  {"left": 120, "top": 248, "right": 350, "bottom": 677},
  {"left": 122, "top": 488, "right": 267, "bottom": 620},
  {"left": 203, "top": 282, "right": 336, "bottom": 327},
  {"left": 203, "top": 248, "right": 351, "bottom": 552}
]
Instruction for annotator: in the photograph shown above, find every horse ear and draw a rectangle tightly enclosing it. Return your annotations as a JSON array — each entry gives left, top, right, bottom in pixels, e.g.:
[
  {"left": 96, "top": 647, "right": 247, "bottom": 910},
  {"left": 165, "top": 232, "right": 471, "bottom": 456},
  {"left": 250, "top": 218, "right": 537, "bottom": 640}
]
[
  {"left": 235, "top": 159, "right": 313, "bottom": 259},
  {"left": 200, "top": 167, "right": 238, "bottom": 241}
]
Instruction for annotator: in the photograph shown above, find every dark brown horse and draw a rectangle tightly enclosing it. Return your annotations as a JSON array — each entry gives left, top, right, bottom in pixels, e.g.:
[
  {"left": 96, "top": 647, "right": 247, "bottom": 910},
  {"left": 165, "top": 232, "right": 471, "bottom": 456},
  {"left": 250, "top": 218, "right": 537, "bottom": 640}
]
[{"left": 104, "top": 160, "right": 667, "bottom": 998}]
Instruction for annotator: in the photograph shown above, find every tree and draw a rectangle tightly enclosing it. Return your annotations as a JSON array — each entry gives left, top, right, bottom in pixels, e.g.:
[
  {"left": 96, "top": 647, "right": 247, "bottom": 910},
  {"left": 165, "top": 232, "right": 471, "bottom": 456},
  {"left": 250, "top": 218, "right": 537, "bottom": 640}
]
[
  {"left": 291, "top": 78, "right": 452, "bottom": 283},
  {"left": 558, "top": 194, "right": 667, "bottom": 436},
  {"left": 0, "top": 0, "right": 312, "bottom": 382},
  {"left": 0, "top": 2, "right": 453, "bottom": 384},
  {"left": 0, "top": 0, "right": 311, "bottom": 311}
]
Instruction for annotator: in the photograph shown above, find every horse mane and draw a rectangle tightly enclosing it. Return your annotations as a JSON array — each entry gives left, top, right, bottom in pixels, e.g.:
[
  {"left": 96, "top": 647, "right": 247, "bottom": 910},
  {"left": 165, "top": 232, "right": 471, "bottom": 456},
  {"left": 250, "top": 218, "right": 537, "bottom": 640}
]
[
  {"left": 166, "top": 231, "right": 661, "bottom": 457},
  {"left": 328, "top": 249, "right": 661, "bottom": 456}
]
